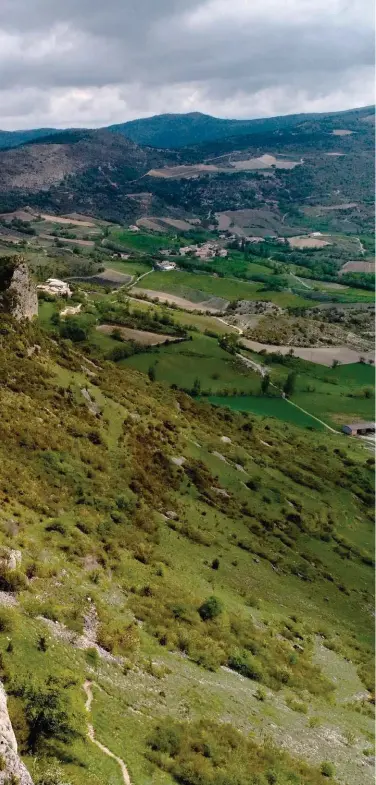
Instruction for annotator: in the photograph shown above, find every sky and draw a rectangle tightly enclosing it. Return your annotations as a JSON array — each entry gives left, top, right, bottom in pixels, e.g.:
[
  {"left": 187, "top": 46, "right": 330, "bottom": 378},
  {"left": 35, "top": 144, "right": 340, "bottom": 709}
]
[{"left": 0, "top": 0, "right": 374, "bottom": 130}]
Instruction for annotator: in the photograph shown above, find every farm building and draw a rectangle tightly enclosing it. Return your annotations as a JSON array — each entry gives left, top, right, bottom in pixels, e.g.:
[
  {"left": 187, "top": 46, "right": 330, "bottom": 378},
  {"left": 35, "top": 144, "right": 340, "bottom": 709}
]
[
  {"left": 37, "top": 278, "right": 72, "bottom": 297},
  {"left": 154, "top": 260, "right": 177, "bottom": 271},
  {"left": 342, "top": 422, "right": 376, "bottom": 436}
]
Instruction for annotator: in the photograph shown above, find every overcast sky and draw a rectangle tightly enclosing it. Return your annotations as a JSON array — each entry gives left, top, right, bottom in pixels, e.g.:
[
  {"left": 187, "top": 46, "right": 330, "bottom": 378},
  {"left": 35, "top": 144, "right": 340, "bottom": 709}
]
[{"left": 0, "top": 0, "right": 374, "bottom": 130}]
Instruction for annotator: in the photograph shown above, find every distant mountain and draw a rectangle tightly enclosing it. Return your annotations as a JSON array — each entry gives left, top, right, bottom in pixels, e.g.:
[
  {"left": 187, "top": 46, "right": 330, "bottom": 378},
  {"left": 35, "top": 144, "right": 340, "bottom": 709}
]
[
  {"left": 0, "top": 127, "right": 58, "bottom": 150},
  {"left": 0, "top": 129, "right": 175, "bottom": 222},
  {"left": 0, "top": 107, "right": 373, "bottom": 226},
  {"left": 0, "top": 105, "right": 373, "bottom": 150},
  {"left": 107, "top": 106, "right": 374, "bottom": 148}
]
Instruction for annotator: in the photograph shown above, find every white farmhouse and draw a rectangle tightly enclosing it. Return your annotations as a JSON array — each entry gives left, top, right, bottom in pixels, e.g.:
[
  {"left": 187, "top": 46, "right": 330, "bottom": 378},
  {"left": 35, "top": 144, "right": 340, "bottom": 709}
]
[
  {"left": 154, "top": 260, "right": 177, "bottom": 271},
  {"left": 37, "top": 278, "right": 72, "bottom": 297}
]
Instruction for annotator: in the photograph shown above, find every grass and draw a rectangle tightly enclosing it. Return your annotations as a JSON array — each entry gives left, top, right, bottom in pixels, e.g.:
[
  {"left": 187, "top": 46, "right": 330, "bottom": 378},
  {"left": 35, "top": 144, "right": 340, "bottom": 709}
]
[
  {"left": 236, "top": 351, "right": 375, "bottom": 429},
  {"left": 109, "top": 229, "right": 179, "bottom": 254},
  {"left": 127, "top": 298, "right": 238, "bottom": 335},
  {"left": 138, "top": 270, "right": 313, "bottom": 307},
  {"left": 206, "top": 395, "right": 325, "bottom": 429},
  {"left": 0, "top": 314, "right": 373, "bottom": 785},
  {"left": 37, "top": 299, "right": 57, "bottom": 329},
  {"left": 105, "top": 259, "right": 152, "bottom": 277},
  {"left": 121, "top": 332, "right": 261, "bottom": 393}
]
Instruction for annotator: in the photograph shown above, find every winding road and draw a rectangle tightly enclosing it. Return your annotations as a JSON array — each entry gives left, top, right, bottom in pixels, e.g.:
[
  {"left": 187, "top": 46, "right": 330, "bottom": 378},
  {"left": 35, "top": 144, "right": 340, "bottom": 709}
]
[{"left": 83, "top": 680, "right": 132, "bottom": 785}]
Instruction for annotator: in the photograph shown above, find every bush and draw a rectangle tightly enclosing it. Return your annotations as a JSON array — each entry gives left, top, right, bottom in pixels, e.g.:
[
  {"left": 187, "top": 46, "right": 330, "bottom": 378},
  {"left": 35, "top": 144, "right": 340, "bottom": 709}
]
[
  {"left": 21, "top": 678, "right": 83, "bottom": 753},
  {"left": 228, "top": 651, "right": 263, "bottom": 681},
  {"left": 0, "top": 608, "right": 14, "bottom": 633},
  {"left": 321, "top": 761, "right": 335, "bottom": 778},
  {"left": 198, "top": 596, "right": 223, "bottom": 621}
]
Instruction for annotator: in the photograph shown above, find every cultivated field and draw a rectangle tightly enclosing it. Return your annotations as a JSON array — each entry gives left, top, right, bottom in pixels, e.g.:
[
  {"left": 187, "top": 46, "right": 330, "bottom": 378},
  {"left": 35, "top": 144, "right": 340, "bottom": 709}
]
[
  {"left": 131, "top": 287, "right": 226, "bottom": 312},
  {"left": 134, "top": 270, "right": 312, "bottom": 308},
  {"left": 215, "top": 208, "right": 299, "bottom": 237},
  {"left": 241, "top": 338, "right": 374, "bottom": 366},
  {"left": 148, "top": 153, "right": 301, "bottom": 179},
  {"left": 340, "top": 260, "right": 375, "bottom": 274},
  {"left": 96, "top": 324, "right": 183, "bottom": 345},
  {"left": 137, "top": 216, "right": 197, "bottom": 232},
  {"left": 121, "top": 332, "right": 261, "bottom": 393},
  {"left": 208, "top": 395, "right": 324, "bottom": 429},
  {"left": 288, "top": 236, "right": 332, "bottom": 249}
]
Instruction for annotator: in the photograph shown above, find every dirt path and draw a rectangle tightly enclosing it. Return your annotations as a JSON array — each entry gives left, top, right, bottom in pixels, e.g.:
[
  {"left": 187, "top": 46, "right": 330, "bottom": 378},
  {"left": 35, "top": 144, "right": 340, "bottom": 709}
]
[
  {"left": 283, "top": 397, "right": 338, "bottom": 433},
  {"left": 236, "top": 352, "right": 337, "bottom": 432},
  {"left": 83, "top": 681, "right": 131, "bottom": 785},
  {"left": 236, "top": 352, "right": 269, "bottom": 376},
  {"left": 130, "top": 269, "right": 153, "bottom": 287},
  {"left": 290, "top": 272, "right": 312, "bottom": 289},
  {"left": 216, "top": 317, "right": 243, "bottom": 334}
]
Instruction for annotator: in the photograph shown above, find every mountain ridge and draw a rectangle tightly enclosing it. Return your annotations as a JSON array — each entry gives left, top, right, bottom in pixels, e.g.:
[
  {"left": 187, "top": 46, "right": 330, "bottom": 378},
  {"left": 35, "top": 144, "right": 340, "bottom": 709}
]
[{"left": 0, "top": 104, "right": 373, "bottom": 150}]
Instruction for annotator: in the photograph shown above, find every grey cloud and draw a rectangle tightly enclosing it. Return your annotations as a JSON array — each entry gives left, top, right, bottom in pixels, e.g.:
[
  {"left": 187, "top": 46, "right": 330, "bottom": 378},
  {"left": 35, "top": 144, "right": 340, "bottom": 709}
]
[{"left": 0, "top": 0, "right": 373, "bottom": 129}]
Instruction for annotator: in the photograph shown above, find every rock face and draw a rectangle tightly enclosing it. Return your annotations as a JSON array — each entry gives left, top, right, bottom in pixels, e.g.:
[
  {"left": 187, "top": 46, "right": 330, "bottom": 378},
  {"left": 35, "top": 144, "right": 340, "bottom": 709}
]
[
  {"left": 0, "top": 256, "right": 38, "bottom": 320},
  {"left": 0, "top": 683, "right": 34, "bottom": 784}
]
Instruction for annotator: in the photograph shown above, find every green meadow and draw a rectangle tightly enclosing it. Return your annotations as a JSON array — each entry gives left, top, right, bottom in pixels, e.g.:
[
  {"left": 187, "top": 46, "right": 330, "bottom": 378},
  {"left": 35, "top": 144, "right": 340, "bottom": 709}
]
[
  {"left": 121, "top": 332, "right": 262, "bottom": 393},
  {"left": 138, "top": 270, "right": 313, "bottom": 307},
  {"left": 207, "top": 395, "right": 325, "bottom": 429}
]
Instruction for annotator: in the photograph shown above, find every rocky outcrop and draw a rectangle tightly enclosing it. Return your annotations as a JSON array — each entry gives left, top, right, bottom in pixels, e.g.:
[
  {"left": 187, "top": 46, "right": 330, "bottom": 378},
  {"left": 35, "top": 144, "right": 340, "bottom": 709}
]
[
  {"left": 0, "top": 256, "right": 38, "bottom": 320},
  {"left": 0, "top": 683, "right": 34, "bottom": 784}
]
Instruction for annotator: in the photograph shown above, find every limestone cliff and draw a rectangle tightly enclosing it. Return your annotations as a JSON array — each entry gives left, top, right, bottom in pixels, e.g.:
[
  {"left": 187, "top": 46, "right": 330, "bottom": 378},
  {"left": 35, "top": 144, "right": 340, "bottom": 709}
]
[
  {"left": 0, "top": 683, "right": 33, "bottom": 784},
  {"left": 0, "top": 256, "right": 38, "bottom": 320}
]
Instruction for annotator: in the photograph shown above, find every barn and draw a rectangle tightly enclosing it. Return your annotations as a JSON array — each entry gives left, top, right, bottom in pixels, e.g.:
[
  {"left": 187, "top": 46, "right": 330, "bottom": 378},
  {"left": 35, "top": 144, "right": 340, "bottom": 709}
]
[{"left": 342, "top": 422, "right": 376, "bottom": 436}]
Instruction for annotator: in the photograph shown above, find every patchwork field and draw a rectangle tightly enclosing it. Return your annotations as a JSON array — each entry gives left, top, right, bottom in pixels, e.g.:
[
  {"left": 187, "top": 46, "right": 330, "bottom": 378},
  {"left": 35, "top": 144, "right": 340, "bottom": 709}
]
[
  {"left": 241, "top": 339, "right": 374, "bottom": 366},
  {"left": 288, "top": 236, "right": 332, "bottom": 249},
  {"left": 340, "top": 260, "right": 375, "bottom": 274},
  {"left": 147, "top": 154, "right": 301, "bottom": 179},
  {"left": 244, "top": 354, "right": 376, "bottom": 429},
  {"left": 131, "top": 287, "right": 227, "bottom": 312}
]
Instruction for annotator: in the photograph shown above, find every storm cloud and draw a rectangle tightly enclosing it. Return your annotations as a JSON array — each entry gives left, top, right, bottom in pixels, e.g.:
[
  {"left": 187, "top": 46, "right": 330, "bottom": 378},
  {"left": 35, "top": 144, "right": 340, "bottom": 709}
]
[{"left": 0, "top": 0, "right": 374, "bottom": 129}]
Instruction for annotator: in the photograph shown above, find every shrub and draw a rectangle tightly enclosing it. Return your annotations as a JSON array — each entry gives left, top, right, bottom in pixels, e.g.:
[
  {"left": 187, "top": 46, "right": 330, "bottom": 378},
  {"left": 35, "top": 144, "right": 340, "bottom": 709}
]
[
  {"left": 198, "top": 596, "right": 223, "bottom": 621},
  {"left": 0, "top": 609, "right": 14, "bottom": 633},
  {"left": 85, "top": 647, "right": 100, "bottom": 667},
  {"left": 321, "top": 761, "right": 335, "bottom": 777},
  {"left": 228, "top": 651, "right": 263, "bottom": 682}
]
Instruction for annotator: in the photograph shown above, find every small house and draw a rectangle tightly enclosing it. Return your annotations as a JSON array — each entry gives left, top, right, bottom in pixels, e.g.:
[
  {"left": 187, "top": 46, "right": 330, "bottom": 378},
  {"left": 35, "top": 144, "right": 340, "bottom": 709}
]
[
  {"left": 342, "top": 422, "right": 376, "bottom": 436},
  {"left": 37, "top": 278, "right": 72, "bottom": 297},
  {"left": 154, "top": 260, "right": 177, "bottom": 272}
]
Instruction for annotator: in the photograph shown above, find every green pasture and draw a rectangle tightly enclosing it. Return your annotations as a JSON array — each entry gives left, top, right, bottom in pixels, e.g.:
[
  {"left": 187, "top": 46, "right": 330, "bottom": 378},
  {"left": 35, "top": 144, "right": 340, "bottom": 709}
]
[
  {"left": 255, "top": 355, "right": 375, "bottom": 429},
  {"left": 207, "top": 394, "right": 324, "bottom": 429},
  {"left": 109, "top": 229, "right": 180, "bottom": 253},
  {"left": 139, "top": 270, "right": 312, "bottom": 307},
  {"left": 121, "top": 332, "right": 261, "bottom": 393}
]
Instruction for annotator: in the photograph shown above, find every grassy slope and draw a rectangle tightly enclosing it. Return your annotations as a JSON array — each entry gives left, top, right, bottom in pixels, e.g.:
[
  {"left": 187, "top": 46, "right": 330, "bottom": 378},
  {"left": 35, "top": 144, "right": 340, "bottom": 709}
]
[{"left": 0, "top": 315, "right": 373, "bottom": 785}]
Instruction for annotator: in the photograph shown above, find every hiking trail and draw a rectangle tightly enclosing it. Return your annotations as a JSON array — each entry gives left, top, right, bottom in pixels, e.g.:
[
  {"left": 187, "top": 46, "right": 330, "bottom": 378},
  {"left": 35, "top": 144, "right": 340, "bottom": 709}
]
[{"left": 83, "top": 680, "right": 132, "bottom": 785}]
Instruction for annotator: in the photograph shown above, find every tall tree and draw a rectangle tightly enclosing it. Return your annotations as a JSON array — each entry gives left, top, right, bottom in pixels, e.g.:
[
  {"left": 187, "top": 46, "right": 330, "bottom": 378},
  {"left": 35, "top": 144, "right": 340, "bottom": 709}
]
[
  {"left": 283, "top": 371, "right": 297, "bottom": 397},
  {"left": 260, "top": 374, "right": 270, "bottom": 395}
]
